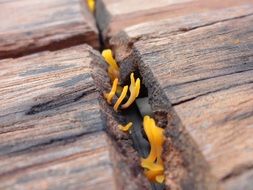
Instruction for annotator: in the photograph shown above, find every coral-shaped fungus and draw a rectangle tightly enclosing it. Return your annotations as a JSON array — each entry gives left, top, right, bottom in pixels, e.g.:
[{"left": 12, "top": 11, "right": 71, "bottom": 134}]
[
  {"left": 104, "top": 78, "right": 118, "bottom": 104},
  {"left": 103, "top": 73, "right": 140, "bottom": 111},
  {"left": 87, "top": 0, "right": 95, "bottom": 12},
  {"left": 141, "top": 116, "right": 165, "bottom": 183},
  {"left": 113, "top": 85, "right": 128, "bottom": 111},
  {"left": 118, "top": 122, "right": 133, "bottom": 132},
  {"left": 121, "top": 73, "right": 140, "bottom": 109},
  {"left": 102, "top": 49, "right": 164, "bottom": 184},
  {"left": 102, "top": 49, "right": 120, "bottom": 82}
]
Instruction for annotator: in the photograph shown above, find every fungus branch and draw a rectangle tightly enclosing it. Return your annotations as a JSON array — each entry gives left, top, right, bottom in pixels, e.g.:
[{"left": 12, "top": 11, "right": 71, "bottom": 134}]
[
  {"left": 87, "top": 0, "right": 95, "bottom": 12},
  {"left": 113, "top": 85, "right": 128, "bottom": 111},
  {"left": 104, "top": 78, "right": 118, "bottom": 104},
  {"left": 118, "top": 122, "right": 133, "bottom": 132},
  {"left": 102, "top": 49, "right": 120, "bottom": 82},
  {"left": 122, "top": 73, "right": 141, "bottom": 109},
  {"left": 141, "top": 116, "right": 165, "bottom": 183}
]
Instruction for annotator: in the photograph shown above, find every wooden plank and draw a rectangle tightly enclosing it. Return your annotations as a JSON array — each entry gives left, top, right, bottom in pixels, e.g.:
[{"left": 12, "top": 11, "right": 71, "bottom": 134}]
[
  {"left": 96, "top": 0, "right": 253, "bottom": 41},
  {"left": 0, "top": 132, "right": 119, "bottom": 190},
  {"left": 0, "top": 0, "right": 99, "bottom": 59},
  {"left": 0, "top": 45, "right": 106, "bottom": 155},
  {"left": 111, "top": 4, "right": 253, "bottom": 190},
  {"left": 0, "top": 44, "right": 150, "bottom": 190}
]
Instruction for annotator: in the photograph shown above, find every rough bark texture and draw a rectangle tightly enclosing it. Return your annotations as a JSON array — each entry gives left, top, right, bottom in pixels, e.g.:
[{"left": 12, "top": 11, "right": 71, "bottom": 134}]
[
  {"left": 0, "top": 0, "right": 99, "bottom": 59},
  {"left": 110, "top": 3, "right": 253, "bottom": 190}
]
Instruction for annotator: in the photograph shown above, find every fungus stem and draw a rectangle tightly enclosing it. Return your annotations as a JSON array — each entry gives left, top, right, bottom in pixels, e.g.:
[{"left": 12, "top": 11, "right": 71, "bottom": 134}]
[
  {"left": 113, "top": 85, "right": 128, "bottom": 112},
  {"left": 104, "top": 78, "right": 118, "bottom": 104},
  {"left": 141, "top": 116, "right": 165, "bottom": 183},
  {"left": 102, "top": 49, "right": 119, "bottom": 81},
  {"left": 156, "top": 175, "right": 165, "bottom": 183},
  {"left": 119, "top": 122, "right": 133, "bottom": 132},
  {"left": 122, "top": 73, "right": 141, "bottom": 109},
  {"left": 87, "top": 0, "right": 95, "bottom": 12}
]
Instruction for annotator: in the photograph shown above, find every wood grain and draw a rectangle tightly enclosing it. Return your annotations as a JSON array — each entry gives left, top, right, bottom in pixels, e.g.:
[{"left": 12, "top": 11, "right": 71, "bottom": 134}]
[
  {"left": 96, "top": 0, "right": 253, "bottom": 41},
  {"left": 0, "top": 44, "right": 151, "bottom": 190},
  {"left": 0, "top": 45, "right": 106, "bottom": 155},
  {"left": 0, "top": 131, "right": 120, "bottom": 190},
  {"left": 0, "top": 0, "right": 99, "bottom": 59},
  {"left": 111, "top": 4, "right": 253, "bottom": 190}
]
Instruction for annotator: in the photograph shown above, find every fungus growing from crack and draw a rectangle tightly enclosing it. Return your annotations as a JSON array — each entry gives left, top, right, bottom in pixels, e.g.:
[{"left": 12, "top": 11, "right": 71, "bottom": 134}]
[
  {"left": 119, "top": 122, "right": 133, "bottom": 132},
  {"left": 102, "top": 49, "right": 120, "bottom": 82},
  {"left": 103, "top": 71, "right": 141, "bottom": 111},
  {"left": 141, "top": 116, "right": 165, "bottom": 183},
  {"left": 113, "top": 85, "right": 128, "bottom": 111},
  {"left": 87, "top": 0, "right": 95, "bottom": 12},
  {"left": 101, "top": 48, "right": 166, "bottom": 186},
  {"left": 104, "top": 78, "right": 118, "bottom": 104},
  {"left": 122, "top": 73, "right": 141, "bottom": 109}
]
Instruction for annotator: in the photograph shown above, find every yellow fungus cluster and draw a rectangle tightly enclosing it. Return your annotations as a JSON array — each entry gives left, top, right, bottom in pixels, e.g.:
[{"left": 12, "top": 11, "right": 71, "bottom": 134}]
[
  {"left": 141, "top": 116, "right": 165, "bottom": 183},
  {"left": 121, "top": 73, "right": 140, "bottom": 109},
  {"left": 102, "top": 49, "right": 165, "bottom": 184},
  {"left": 87, "top": 0, "right": 95, "bottom": 12},
  {"left": 102, "top": 49, "right": 140, "bottom": 112}
]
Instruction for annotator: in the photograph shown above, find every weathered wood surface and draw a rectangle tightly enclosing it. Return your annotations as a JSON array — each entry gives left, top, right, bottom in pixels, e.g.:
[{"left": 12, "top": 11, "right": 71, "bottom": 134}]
[
  {"left": 0, "top": 44, "right": 151, "bottom": 190},
  {"left": 96, "top": 0, "right": 253, "bottom": 41},
  {"left": 0, "top": 132, "right": 119, "bottom": 190},
  {"left": 111, "top": 4, "right": 253, "bottom": 190},
  {"left": 0, "top": 0, "right": 99, "bottom": 59},
  {"left": 0, "top": 45, "right": 105, "bottom": 155}
]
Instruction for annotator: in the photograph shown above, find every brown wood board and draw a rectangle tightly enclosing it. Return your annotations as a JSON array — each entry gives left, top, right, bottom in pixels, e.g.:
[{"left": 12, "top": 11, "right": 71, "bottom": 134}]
[
  {"left": 96, "top": 0, "right": 253, "bottom": 41},
  {"left": 0, "top": 45, "right": 105, "bottom": 155},
  {"left": 0, "top": 132, "right": 120, "bottom": 190},
  {"left": 0, "top": 44, "right": 151, "bottom": 190},
  {"left": 111, "top": 5, "right": 253, "bottom": 190},
  {"left": 0, "top": 0, "right": 99, "bottom": 59}
]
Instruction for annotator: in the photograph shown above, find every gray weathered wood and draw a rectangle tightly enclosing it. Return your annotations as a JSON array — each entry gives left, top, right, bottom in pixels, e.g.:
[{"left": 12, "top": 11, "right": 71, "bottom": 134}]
[
  {"left": 96, "top": 0, "right": 253, "bottom": 42},
  {"left": 0, "top": 0, "right": 99, "bottom": 59},
  {"left": 0, "top": 45, "right": 105, "bottom": 155},
  {"left": 0, "top": 44, "right": 152, "bottom": 190},
  {"left": 0, "top": 132, "right": 120, "bottom": 190},
  {"left": 111, "top": 4, "right": 253, "bottom": 190}
]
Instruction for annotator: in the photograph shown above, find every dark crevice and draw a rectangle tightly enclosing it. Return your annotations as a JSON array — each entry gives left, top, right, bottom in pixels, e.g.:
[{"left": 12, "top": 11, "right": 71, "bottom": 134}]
[
  {"left": 120, "top": 68, "right": 165, "bottom": 190},
  {"left": 94, "top": 9, "right": 105, "bottom": 51},
  {"left": 90, "top": 47, "right": 153, "bottom": 189},
  {"left": 112, "top": 45, "right": 221, "bottom": 189},
  {"left": 92, "top": 6, "right": 164, "bottom": 189}
]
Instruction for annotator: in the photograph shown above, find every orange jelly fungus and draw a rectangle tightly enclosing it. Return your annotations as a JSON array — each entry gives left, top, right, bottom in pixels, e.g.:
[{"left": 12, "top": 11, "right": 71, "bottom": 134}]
[
  {"left": 104, "top": 78, "right": 118, "bottom": 104},
  {"left": 141, "top": 116, "right": 165, "bottom": 183},
  {"left": 102, "top": 49, "right": 120, "bottom": 82},
  {"left": 122, "top": 73, "right": 141, "bottom": 109},
  {"left": 119, "top": 122, "right": 133, "bottom": 132}
]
